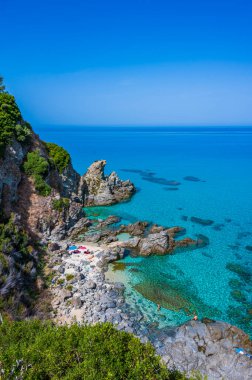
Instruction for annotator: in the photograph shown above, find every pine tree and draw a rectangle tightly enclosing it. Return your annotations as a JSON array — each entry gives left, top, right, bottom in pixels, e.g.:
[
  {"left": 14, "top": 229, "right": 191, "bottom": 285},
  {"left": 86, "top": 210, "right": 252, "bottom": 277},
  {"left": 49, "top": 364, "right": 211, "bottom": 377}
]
[{"left": 0, "top": 76, "right": 5, "bottom": 92}]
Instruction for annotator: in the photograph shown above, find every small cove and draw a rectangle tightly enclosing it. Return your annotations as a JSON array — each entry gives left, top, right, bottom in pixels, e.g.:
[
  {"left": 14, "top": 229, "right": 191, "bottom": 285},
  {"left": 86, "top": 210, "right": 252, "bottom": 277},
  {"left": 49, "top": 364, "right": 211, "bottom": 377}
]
[{"left": 37, "top": 126, "right": 252, "bottom": 335}]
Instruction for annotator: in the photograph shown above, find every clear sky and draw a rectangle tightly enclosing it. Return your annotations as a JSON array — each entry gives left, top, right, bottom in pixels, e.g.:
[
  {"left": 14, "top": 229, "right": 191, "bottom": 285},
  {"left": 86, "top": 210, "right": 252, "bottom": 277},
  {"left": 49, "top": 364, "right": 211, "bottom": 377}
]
[{"left": 1, "top": 0, "right": 252, "bottom": 126}]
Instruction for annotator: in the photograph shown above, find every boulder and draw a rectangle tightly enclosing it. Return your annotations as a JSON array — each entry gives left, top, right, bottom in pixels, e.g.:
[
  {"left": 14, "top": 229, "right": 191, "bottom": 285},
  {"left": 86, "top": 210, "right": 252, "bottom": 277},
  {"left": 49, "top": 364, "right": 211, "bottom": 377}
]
[
  {"left": 120, "top": 221, "right": 149, "bottom": 236},
  {"left": 139, "top": 231, "right": 169, "bottom": 256}
]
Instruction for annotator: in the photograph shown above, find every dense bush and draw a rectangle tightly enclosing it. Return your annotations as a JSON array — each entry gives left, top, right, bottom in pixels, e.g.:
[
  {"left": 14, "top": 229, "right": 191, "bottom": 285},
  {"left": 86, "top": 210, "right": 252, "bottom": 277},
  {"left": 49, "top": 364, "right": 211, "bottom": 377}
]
[
  {"left": 0, "top": 92, "right": 31, "bottom": 157},
  {"left": 23, "top": 150, "right": 51, "bottom": 196},
  {"left": 0, "top": 320, "right": 195, "bottom": 380},
  {"left": 52, "top": 197, "right": 70, "bottom": 211},
  {"left": 46, "top": 142, "right": 70, "bottom": 173},
  {"left": 0, "top": 215, "right": 29, "bottom": 258},
  {"left": 23, "top": 150, "right": 49, "bottom": 177},
  {"left": 0, "top": 215, "right": 38, "bottom": 317},
  {"left": 34, "top": 174, "right": 52, "bottom": 196}
]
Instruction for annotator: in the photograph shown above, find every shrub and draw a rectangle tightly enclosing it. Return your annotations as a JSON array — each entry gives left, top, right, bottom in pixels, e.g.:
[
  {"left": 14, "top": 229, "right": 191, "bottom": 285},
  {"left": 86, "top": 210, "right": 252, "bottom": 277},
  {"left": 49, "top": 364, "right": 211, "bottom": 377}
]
[
  {"left": 23, "top": 150, "right": 49, "bottom": 177},
  {"left": 0, "top": 320, "right": 180, "bottom": 380},
  {"left": 0, "top": 215, "right": 38, "bottom": 317},
  {"left": 23, "top": 150, "right": 51, "bottom": 196},
  {"left": 52, "top": 197, "right": 70, "bottom": 212},
  {"left": 66, "top": 274, "right": 74, "bottom": 281},
  {"left": 34, "top": 175, "right": 52, "bottom": 196},
  {"left": 0, "top": 92, "right": 31, "bottom": 157},
  {"left": 46, "top": 142, "right": 70, "bottom": 173}
]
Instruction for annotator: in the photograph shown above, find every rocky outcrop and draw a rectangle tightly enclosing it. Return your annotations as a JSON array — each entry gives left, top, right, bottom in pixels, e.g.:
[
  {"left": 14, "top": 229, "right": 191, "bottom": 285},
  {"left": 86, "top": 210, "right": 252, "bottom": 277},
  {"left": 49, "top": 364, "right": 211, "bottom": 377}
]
[
  {"left": 79, "top": 160, "right": 135, "bottom": 206},
  {"left": 119, "top": 221, "right": 149, "bottom": 236},
  {"left": 155, "top": 320, "right": 252, "bottom": 380},
  {"left": 138, "top": 231, "right": 170, "bottom": 255},
  {"left": 104, "top": 221, "right": 208, "bottom": 256}
]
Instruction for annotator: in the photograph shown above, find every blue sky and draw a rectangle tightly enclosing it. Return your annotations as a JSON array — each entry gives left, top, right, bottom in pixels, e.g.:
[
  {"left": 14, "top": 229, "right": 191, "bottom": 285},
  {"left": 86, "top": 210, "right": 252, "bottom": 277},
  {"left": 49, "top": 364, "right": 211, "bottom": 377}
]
[{"left": 1, "top": 0, "right": 252, "bottom": 126}]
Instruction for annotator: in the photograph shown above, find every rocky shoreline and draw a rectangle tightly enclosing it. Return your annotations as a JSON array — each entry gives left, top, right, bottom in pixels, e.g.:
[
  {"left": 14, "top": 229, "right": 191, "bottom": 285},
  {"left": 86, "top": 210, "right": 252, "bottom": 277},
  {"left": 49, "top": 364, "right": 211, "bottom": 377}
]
[
  {"left": 46, "top": 240, "right": 252, "bottom": 380},
  {"left": 1, "top": 90, "right": 251, "bottom": 380}
]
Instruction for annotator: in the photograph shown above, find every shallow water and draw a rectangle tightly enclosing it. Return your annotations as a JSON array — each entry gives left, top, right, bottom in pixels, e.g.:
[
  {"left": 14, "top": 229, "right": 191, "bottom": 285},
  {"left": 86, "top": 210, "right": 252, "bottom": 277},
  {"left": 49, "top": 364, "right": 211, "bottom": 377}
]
[{"left": 37, "top": 126, "right": 252, "bottom": 334}]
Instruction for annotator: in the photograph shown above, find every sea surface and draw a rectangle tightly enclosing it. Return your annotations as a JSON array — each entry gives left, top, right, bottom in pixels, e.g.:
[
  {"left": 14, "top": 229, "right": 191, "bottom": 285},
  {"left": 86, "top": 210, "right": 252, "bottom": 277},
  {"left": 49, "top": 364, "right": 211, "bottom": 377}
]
[{"left": 37, "top": 126, "right": 252, "bottom": 335}]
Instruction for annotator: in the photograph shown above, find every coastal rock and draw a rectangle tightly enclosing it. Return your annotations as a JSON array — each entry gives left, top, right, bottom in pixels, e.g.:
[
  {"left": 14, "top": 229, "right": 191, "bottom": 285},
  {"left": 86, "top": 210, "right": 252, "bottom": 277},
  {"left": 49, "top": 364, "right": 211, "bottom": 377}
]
[
  {"left": 119, "top": 221, "right": 149, "bottom": 236},
  {"left": 160, "top": 320, "right": 252, "bottom": 379},
  {"left": 98, "top": 215, "right": 121, "bottom": 227},
  {"left": 79, "top": 160, "right": 135, "bottom": 206},
  {"left": 138, "top": 231, "right": 170, "bottom": 256},
  {"left": 149, "top": 224, "right": 166, "bottom": 234}
]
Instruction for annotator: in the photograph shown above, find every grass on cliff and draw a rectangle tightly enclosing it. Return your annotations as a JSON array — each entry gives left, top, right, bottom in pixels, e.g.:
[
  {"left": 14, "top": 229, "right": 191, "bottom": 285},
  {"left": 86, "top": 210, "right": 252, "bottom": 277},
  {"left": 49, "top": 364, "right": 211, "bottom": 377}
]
[
  {"left": 46, "top": 142, "right": 71, "bottom": 173},
  {"left": 52, "top": 197, "right": 70, "bottom": 212},
  {"left": 0, "top": 320, "right": 199, "bottom": 380},
  {"left": 0, "top": 89, "right": 32, "bottom": 157}
]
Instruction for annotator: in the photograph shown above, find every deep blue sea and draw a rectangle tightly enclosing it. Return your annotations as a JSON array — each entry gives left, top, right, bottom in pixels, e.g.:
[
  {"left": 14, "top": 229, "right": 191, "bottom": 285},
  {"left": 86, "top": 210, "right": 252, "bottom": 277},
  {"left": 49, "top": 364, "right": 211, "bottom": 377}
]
[{"left": 37, "top": 126, "right": 252, "bottom": 334}]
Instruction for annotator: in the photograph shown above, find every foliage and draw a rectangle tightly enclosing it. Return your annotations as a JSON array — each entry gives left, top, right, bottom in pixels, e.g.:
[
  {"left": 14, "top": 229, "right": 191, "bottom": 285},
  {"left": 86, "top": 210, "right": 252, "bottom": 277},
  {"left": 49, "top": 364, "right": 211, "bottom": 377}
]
[
  {"left": 0, "top": 320, "right": 198, "bottom": 380},
  {"left": 23, "top": 150, "right": 51, "bottom": 196},
  {"left": 0, "top": 91, "right": 31, "bottom": 157},
  {"left": 0, "top": 75, "right": 5, "bottom": 92},
  {"left": 52, "top": 197, "right": 70, "bottom": 211},
  {"left": 0, "top": 215, "right": 38, "bottom": 317},
  {"left": 0, "top": 215, "right": 29, "bottom": 258},
  {"left": 34, "top": 175, "right": 52, "bottom": 196},
  {"left": 23, "top": 150, "right": 49, "bottom": 177},
  {"left": 46, "top": 142, "right": 70, "bottom": 173}
]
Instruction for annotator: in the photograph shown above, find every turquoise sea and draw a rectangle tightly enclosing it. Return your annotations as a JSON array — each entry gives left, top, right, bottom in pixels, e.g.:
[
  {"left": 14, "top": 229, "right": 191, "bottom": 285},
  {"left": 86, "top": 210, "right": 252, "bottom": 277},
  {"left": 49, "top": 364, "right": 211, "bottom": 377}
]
[{"left": 37, "top": 126, "right": 252, "bottom": 334}]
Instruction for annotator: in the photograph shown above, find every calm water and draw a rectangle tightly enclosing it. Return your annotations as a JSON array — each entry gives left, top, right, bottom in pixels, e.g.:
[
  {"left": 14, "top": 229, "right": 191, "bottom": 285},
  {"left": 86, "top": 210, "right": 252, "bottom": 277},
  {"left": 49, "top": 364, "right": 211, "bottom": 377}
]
[{"left": 37, "top": 126, "right": 252, "bottom": 334}]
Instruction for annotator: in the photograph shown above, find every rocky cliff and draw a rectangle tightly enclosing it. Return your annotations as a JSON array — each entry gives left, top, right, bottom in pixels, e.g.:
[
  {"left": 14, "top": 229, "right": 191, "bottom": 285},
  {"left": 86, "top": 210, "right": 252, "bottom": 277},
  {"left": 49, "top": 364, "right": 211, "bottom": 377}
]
[
  {"left": 0, "top": 102, "right": 135, "bottom": 242},
  {"left": 0, "top": 89, "right": 135, "bottom": 317}
]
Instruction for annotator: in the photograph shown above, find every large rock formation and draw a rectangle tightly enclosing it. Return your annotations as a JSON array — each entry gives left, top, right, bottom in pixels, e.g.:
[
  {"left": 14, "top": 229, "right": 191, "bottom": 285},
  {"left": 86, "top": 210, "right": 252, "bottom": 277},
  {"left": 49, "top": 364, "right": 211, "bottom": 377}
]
[
  {"left": 154, "top": 319, "right": 252, "bottom": 380},
  {"left": 79, "top": 160, "right": 135, "bottom": 206}
]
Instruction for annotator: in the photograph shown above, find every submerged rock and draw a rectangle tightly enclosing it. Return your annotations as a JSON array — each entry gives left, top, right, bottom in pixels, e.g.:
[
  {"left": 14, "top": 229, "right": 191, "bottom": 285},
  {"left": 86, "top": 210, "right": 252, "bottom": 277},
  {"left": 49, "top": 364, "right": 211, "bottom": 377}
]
[
  {"left": 183, "top": 176, "right": 201, "bottom": 182},
  {"left": 190, "top": 216, "right": 214, "bottom": 226}
]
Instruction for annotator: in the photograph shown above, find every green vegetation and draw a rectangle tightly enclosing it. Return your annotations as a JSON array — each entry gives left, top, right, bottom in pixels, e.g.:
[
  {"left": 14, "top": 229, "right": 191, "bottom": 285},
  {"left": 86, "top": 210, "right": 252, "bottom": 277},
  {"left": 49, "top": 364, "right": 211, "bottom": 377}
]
[
  {"left": 0, "top": 215, "right": 29, "bottom": 258},
  {"left": 23, "top": 150, "right": 52, "bottom": 196},
  {"left": 23, "top": 150, "right": 49, "bottom": 177},
  {"left": 0, "top": 75, "right": 5, "bottom": 92},
  {"left": 0, "top": 78, "right": 32, "bottom": 157},
  {"left": 0, "top": 320, "right": 197, "bottom": 380},
  {"left": 0, "top": 215, "right": 37, "bottom": 317},
  {"left": 66, "top": 273, "right": 74, "bottom": 281},
  {"left": 52, "top": 197, "right": 70, "bottom": 211},
  {"left": 46, "top": 142, "right": 70, "bottom": 173},
  {"left": 34, "top": 174, "right": 52, "bottom": 196}
]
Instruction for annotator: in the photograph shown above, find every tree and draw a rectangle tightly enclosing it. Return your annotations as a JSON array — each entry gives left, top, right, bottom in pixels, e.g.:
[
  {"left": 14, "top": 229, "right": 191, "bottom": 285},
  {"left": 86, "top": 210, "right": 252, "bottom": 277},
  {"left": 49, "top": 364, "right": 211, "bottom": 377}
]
[{"left": 0, "top": 76, "right": 5, "bottom": 92}]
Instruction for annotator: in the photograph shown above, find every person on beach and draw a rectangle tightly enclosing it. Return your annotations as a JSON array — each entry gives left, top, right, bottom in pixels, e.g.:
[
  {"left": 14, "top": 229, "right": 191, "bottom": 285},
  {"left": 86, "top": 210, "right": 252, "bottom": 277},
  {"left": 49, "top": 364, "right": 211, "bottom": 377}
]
[{"left": 193, "top": 315, "right": 198, "bottom": 321}]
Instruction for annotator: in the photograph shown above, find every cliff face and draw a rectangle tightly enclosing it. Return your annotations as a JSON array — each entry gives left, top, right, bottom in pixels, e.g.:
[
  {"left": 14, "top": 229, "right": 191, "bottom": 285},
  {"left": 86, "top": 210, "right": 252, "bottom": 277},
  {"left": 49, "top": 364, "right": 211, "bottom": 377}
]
[
  {"left": 0, "top": 90, "right": 135, "bottom": 318},
  {"left": 0, "top": 99, "right": 135, "bottom": 242}
]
